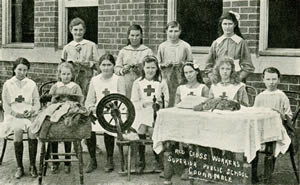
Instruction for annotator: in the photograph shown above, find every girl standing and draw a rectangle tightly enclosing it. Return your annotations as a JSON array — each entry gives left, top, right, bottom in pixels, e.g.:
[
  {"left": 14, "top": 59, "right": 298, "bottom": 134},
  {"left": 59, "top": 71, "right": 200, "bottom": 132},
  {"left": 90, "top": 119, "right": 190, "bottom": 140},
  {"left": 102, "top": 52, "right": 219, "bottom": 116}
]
[
  {"left": 157, "top": 21, "right": 193, "bottom": 107},
  {"left": 131, "top": 55, "right": 169, "bottom": 173},
  {"left": 175, "top": 62, "right": 209, "bottom": 105},
  {"left": 209, "top": 57, "right": 249, "bottom": 106},
  {"left": 205, "top": 11, "right": 255, "bottom": 83},
  {"left": 61, "top": 17, "right": 99, "bottom": 97},
  {"left": 85, "top": 54, "right": 125, "bottom": 173},
  {"left": 115, "top": 24, "right": 153, "bottom": 98},
  {"left": 1, "top": 57, "right": 40, "bottom": 179}
]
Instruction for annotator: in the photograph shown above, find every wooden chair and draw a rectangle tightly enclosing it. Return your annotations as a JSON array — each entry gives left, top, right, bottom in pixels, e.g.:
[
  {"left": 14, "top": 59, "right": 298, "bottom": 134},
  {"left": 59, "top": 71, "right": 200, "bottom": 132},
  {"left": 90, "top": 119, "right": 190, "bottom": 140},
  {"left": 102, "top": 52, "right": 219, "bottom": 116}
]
[
  {"left": 37, "top": 80, "right": 89, "bottom": 185},
  {"left": 245, "top": 85, "right": 258, "bottom": 106}
]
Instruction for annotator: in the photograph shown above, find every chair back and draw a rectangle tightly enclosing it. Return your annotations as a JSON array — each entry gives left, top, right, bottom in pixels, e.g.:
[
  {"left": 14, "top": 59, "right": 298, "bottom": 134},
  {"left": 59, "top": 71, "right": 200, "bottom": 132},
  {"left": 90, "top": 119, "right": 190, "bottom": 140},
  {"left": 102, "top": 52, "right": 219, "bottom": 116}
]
[
  {"left": 245, "top": 85, "right": 257, "bottom": 107},
  {"left": 39, "top": 80, "right": 57, "bottom": 106}
]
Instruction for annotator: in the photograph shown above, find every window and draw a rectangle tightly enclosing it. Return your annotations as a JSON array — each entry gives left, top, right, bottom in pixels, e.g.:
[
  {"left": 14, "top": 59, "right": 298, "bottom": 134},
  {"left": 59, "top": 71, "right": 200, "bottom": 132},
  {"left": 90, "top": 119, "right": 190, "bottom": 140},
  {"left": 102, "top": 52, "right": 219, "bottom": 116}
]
[
  {"left": 58, "top": 0, "right": 98, "bottom": 47},
  {"left": 168, "top": 0, "right": 223, "bottom": 52},
  {"left": 2, "top": 0, "right": 34, "bottom": 45},
  {"left": 259, "top": 0, "right": 300, "bottom": 56}
]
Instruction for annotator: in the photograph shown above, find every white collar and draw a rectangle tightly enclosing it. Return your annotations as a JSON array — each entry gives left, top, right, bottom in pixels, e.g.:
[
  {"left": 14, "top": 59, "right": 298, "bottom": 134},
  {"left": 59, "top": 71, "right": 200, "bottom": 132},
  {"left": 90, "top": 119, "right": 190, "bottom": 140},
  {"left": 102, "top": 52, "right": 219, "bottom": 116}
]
[
  {"left": 69, "top": 39, "right": 89, "bottom": 46},
  {"left": 12, "top": 76, "right": 29, "bottom": 83},
  {"left": 56, "top": 81, "right": 76, "bottom": 88},
  {"left": 261, "top": 89, "right": 282, "bottom": 95},
  {"left": 216, "top": 34, "right": 242, "bottom": 45},
  {"left": 124, "top": 44, "right": 149, "bottom": 51}
]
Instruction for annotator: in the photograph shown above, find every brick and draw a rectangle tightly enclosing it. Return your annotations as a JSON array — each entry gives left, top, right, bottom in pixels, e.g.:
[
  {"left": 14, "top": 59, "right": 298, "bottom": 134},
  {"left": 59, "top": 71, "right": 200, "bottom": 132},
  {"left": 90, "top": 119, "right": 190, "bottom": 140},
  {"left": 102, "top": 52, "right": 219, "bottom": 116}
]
[
  {"left": 232, "top": 1, "right": 248, "bottom": 7},
  {"left": 250, "top": 0, "right": 260, "bottom": 7},
  {"left": 244, "top": 34, "right": 258, "bottom": 40},
  {"left": 240, "top": 7, "right": 259, "bottom": 14},
  {"left": 249, "top": 27, "right": 259, "bottom": 34},
  {"left": 223, "top": 1, "right": 231, "bottom": 7},
  {"left": 249, "top": 14, "right": 259, "bottom": 20},
  {"left": 240, "top": 20, "right": 259, "bottom": 27},
  {"left": 289, "top": 85, "right": 300, "bottom": 92}
]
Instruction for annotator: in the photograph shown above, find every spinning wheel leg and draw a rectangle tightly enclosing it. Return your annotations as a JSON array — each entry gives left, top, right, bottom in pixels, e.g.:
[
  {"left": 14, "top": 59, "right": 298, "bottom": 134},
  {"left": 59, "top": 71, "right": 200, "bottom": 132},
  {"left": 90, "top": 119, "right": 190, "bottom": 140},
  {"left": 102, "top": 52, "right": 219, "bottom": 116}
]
[
  {"left": 0, "top": 139, "right": 7, "bottom": 165},
  {"left": 118, "top": 144, "right": 125, "bottom": 172},
  {"left": 127, "top": 144, "right": 131, "bottom": 181}
]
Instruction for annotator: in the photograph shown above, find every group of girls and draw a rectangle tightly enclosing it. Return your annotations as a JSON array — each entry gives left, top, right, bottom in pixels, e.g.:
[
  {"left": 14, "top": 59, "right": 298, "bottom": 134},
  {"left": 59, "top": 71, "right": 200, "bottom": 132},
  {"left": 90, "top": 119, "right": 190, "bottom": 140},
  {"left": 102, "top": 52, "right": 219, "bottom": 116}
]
[{"left": 0, "top": 10, "right": 260, "bottom": 181}]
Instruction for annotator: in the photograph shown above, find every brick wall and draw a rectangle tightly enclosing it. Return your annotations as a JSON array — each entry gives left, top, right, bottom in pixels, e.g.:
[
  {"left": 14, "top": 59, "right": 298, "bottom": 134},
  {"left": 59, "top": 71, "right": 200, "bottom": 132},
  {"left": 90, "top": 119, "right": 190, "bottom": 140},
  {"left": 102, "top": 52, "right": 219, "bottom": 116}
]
[
  {"left": 98, "top": 0, "right": 167, "bottom": 55},
  {"left": 34, "top": 0, "right": 58, "bottom": 47},
  {"left": 0, "top": 61, "right": 57, "bottom": 92},
  {"left": 223, "top": 0, "right": 260, "bottom": 53}
]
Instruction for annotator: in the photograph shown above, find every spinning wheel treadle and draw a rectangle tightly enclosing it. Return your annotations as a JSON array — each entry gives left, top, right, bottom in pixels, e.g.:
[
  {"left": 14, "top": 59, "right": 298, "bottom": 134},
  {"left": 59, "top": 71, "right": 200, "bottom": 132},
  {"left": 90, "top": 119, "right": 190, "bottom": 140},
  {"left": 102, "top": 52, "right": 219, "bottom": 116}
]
[{"left": 96, "top": 93, "right": 135, "bottom": 134}]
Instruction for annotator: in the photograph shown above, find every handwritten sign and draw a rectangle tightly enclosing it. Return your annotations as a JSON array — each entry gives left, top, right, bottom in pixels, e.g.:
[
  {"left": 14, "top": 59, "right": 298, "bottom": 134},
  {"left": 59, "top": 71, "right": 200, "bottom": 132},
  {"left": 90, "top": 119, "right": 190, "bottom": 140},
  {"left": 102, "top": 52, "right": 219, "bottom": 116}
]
[{"left": 167, "top": 145, "right": 250, "bottom": 184}]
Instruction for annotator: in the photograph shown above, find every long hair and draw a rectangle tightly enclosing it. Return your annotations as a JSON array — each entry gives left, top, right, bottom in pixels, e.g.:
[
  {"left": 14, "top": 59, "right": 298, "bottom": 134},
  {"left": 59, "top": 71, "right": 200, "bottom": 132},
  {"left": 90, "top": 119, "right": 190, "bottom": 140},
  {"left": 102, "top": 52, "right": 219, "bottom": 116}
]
[
  {"left": 127, "top": 24, "right": 143, "bottom": 45},
  {"left": 140, "top": 55, "right": 161, "bottom": 82},
  {"left": 12, "top": 57, "right": 30, "bottom": 76},
  {"left": 212, "top": 57, "right": 240, "bottom": 85},
  {"left": 217, "top": 11, "right": 243, "bottom": 39},
  {"left": 57, "top": 62, "right": 75, "bottom": 82},
  {"left": 180, "top": 62, "right": 204, "bottom": 85}
]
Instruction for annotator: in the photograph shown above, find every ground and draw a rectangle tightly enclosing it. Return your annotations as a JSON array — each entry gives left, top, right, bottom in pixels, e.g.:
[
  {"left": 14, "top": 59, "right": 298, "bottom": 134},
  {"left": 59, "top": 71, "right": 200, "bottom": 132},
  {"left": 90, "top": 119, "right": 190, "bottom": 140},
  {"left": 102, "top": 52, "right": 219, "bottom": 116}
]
[{"left": 0, "top": 136, "right": 299, "bottom": 185}]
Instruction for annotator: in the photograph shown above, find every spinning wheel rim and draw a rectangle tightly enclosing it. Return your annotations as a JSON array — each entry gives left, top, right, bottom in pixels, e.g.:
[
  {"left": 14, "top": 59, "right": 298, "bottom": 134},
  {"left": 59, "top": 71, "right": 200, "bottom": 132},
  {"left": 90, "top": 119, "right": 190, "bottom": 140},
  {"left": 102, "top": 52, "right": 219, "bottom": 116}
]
[{"left": 96, "top": 93, "right": 135, "bottom": 133}]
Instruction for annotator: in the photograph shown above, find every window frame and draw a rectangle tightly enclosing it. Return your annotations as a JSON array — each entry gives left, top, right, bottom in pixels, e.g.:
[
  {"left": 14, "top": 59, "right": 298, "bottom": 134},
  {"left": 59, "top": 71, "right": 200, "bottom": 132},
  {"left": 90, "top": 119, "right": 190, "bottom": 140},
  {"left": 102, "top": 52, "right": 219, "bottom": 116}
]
[
  {"left": 58, "top": 0, "right": 98, "bottom": 48},
  {"left": 168, "top": 0, "right": 218, "bottom": 53},
  {"left": 1, "top": 0, "right": 34, "bottom": 48},
  {"left": 259, "top": 0, "right": 300, "bottom": 56}
]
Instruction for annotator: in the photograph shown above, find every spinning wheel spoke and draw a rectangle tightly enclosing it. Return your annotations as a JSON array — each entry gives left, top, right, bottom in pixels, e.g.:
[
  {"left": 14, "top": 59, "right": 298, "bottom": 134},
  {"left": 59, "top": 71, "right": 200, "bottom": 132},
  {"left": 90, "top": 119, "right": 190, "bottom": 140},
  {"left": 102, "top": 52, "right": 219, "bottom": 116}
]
[{"left": 96, "top": 93, "right": 135, "bottom": 133}]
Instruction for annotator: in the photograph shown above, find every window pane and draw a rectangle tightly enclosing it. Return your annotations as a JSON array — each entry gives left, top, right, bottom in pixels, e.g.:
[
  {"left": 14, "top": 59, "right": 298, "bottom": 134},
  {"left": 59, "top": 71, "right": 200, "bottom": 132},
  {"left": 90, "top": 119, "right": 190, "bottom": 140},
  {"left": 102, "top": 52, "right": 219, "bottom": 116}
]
[
  {"left": 67, "top": 7, "right": 98, "bottom": 43},
  {"left": 269, "top": 0, "right": 300, "bottom": 48},
  {"left": 12, "top": 0, "right": 34, "bottom": 43},
  {"left": 177, "top": 0, "right": 222, "bottom": 46}
]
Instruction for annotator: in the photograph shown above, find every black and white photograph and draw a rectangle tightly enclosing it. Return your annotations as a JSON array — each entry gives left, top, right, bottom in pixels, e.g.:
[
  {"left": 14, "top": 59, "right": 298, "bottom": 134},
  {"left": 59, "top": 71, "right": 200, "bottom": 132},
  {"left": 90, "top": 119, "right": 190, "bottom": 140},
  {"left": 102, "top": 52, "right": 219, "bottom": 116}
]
[{"left": 0, "top": 0, "right": 299, "bottom": 184}]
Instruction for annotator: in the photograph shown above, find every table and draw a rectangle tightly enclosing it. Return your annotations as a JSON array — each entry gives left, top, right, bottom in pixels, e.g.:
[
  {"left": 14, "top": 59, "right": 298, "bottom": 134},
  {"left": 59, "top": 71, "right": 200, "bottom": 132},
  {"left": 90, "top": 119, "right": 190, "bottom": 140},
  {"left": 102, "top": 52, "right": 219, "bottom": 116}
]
[{"left": 152, "top": 107, "right": 291, "bottom": 163}]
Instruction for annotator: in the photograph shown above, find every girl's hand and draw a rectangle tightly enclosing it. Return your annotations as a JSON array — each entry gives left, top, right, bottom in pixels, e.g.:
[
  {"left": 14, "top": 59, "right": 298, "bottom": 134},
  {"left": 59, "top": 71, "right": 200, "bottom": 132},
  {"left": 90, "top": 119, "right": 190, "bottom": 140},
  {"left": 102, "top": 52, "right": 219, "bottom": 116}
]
[
  {"left": 122, "top": 65, "right": 131, "bottom": 74},
  {"left": 15, "top": 113, "right": 25, "bottom": 119},
  {"left": 272, "top": 108, "right": 285, "bottom": 120},
  {"left": 23, "top": 110, "right": 33, "bottom": 118}
]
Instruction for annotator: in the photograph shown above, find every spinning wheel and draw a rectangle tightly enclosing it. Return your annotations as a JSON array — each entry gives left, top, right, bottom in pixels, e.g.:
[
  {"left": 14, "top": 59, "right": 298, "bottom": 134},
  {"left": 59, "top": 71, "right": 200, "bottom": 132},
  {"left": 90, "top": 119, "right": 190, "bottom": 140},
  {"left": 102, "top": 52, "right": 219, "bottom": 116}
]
[{"left": 96, "top": 93, "right": 135, "bottom": 137}]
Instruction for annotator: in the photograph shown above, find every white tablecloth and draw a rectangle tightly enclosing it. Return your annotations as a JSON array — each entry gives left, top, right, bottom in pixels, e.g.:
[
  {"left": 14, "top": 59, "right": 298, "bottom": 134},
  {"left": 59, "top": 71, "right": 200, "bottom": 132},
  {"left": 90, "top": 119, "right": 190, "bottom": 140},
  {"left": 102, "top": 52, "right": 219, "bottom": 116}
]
[{"left": 152, "top": 107, "right": 291, "bottom": 163}]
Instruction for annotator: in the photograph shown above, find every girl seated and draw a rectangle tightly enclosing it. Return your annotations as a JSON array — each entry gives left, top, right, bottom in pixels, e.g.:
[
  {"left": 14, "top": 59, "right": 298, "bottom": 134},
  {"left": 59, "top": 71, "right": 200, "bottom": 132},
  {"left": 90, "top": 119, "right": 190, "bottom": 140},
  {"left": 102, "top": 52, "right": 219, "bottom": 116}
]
[
  {"left": 131, "top": 55, "right": 169, "bottom": 173},
  {"left": 0, "top": 57, "right": 40, "bottom": 179},
  {"left": 32, "top": 62, "right": 84, "bottom": 174},
  {"left": 85, "top": 53, "right": 125, "bottom": 173},
  {"left": 209, "top": 57, "right": 249, "bottom": 106},
  {"left": 175, "top": 62, "right": 209, "bottom": 105},
  {"left": 252, "top": 67, "right": 292, "bottom": 183}
]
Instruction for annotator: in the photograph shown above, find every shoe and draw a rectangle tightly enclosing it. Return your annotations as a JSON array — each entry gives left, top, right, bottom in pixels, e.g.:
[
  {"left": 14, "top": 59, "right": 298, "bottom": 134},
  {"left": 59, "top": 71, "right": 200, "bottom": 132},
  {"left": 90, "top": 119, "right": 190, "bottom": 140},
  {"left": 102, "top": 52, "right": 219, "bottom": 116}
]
[
  {"left": 51, "top": 164, "right": 59, "bottom": 174},
  {"left": 64, "top": 166, "right": 71, "bottom": 174},
  {"left": 104, "top": 157, "right": 114, "bottom": 173},
  {"left": 180, "top": 168, "right": 189, "bottom": 181},
  {"left": 136, "top": 161, "right": 145, "bottom": 174},
  {"left": 15, "top": 167, "right": 24, "bottom": 179},
  {"left": 29, "top": 165, "right": 38, "bottom": 178},
  {"left": 153, "top": 161, "right": 163, "bottom": 172},
  {"left": 163, "top": 180, "right": 172, "bottom": 185},
  {"left": 159, "top": 171, "right": 164, "bottom": 178},
  {"left": 85, "top": 158, "right": 97, "bottom": 173}
]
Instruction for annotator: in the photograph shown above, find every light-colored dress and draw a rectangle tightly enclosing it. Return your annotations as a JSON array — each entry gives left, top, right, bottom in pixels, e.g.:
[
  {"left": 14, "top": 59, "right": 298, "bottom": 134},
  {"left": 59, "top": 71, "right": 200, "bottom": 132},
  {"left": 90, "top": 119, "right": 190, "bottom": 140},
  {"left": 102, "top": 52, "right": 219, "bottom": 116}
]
[
  {"left": 115, "top": 44, "right": 153, "bottom": 98},
  {"left": 131, "top": 78, "right": 169, "bottom": 132},
  {"left": 254, "top": 89, "right": 292, "bottom": 119},
  {"left": 209, "top": 82, "right": 249, "bottom": 106},
  {"left": 31, "top": 81, "right": 84, "bottom": 134},
  {"left": 85, "top": 74, "right": 125, "bottom": 136},
  {"left": 205, "top": 34, "right": 255, "bottom": 75},
  {"left": 177, "top": 83, "right": 206, "bottom": 101},
  {"left": 157, "top": 39, "right": 193, "bottom": 107},
  {"left": 61, "top": 39, "right": 99, "bottom": 96},
  {"left": 0, "top": 77, "right": 40, "bottom": 137}
]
